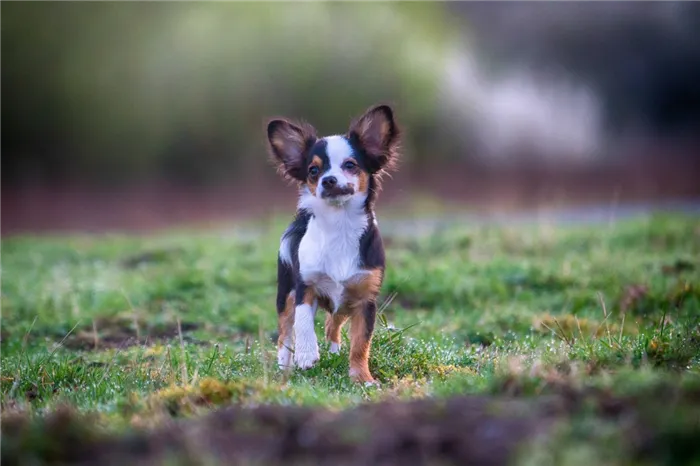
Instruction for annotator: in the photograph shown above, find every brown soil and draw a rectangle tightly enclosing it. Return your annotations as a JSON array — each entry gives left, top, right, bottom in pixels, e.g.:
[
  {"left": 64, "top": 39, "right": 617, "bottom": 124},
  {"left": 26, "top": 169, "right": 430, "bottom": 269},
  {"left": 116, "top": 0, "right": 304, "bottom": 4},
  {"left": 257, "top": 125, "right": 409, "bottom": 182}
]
[
  {"left": 0, "top": 395, "right": 567, "bottom": 466},
  {"left": 59, "top": 316, "right": 203, "bottom": 351},
  {"left": 3, "top": 386, "right": 699, "bottom": 466}
]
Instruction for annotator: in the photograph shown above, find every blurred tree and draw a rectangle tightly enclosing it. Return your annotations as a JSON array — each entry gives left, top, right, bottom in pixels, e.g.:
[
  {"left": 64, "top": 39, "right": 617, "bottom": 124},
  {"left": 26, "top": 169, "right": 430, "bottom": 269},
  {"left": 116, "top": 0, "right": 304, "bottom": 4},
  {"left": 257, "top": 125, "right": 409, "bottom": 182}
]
[
  {"left": 5, "top": 2, "right": 699, "bottom": 188},
  {"left": 1, "top": 2, "right": 457, "bottom": 186},
  {"left": 451, "top": 2, "right": 700, "bottom": 139}
]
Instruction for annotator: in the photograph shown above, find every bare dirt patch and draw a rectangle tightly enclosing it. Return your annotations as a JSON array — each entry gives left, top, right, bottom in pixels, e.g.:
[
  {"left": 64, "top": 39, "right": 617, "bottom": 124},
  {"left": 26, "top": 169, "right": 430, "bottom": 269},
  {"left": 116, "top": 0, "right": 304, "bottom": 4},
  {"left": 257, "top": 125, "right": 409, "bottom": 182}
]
[
  {"left": 61, "top": 316, "right": 203, "bottom": 351},
  {"left": 1, "top": 395, "right": 561, "bottom": 466},
  {"left": 4, "top": 386, "right": 699, "bottom": 466}
]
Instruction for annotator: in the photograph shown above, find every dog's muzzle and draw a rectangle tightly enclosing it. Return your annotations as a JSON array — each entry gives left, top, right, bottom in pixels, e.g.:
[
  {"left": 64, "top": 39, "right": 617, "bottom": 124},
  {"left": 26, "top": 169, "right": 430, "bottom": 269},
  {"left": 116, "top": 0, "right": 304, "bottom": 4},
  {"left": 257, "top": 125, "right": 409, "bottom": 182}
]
[
  {"left": 320, "top": 176, "right": 355, "bottom": 199},
  {"left": 321, "top": 185, "right": 355, "bottom": 199}
]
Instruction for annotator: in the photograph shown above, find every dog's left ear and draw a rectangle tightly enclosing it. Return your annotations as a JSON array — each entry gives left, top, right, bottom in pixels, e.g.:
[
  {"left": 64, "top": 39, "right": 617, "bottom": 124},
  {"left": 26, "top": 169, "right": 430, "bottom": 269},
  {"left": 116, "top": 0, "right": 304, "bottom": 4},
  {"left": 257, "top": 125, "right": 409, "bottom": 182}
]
[{"left": 348, "top": 104, "right": 400, "bottom": 174}]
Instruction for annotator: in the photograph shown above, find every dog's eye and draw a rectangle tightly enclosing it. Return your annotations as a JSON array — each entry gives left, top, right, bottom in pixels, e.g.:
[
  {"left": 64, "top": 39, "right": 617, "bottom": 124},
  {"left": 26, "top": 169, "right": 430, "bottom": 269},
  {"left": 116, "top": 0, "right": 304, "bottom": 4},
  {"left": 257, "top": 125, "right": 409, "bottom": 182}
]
[
  {"left": 308, "top": 166, "right": 320, "bottom": 177},
  {"left": 342, "top": 161, "right": 356, "bottom": 170}
]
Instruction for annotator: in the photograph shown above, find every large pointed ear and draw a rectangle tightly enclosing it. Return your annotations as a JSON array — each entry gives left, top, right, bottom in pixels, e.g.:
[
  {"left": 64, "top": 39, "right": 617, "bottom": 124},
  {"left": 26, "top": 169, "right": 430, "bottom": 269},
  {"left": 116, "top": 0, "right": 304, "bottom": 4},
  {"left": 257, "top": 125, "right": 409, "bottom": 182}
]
[
  {"left": 347, "top": 104, "right": 401, "bottom": 174},
  {"left": 266, "top": 118, "right": 317, "bottom": 182}
]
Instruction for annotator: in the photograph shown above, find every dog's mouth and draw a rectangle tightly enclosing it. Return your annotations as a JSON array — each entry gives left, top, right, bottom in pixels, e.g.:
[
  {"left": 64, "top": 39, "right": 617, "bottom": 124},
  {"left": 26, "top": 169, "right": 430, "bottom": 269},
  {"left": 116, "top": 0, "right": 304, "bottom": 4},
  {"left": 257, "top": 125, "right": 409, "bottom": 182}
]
[{"left": 320, "top": 185, "right": 355, "bottom": 200}]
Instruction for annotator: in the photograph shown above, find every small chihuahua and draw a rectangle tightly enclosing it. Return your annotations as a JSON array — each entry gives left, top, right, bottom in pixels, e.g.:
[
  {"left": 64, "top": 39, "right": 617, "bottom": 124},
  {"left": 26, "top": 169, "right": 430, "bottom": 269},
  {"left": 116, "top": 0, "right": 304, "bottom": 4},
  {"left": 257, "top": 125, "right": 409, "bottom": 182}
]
[{"left": 266, "top": 104, "right": 400, "bottom": 383}]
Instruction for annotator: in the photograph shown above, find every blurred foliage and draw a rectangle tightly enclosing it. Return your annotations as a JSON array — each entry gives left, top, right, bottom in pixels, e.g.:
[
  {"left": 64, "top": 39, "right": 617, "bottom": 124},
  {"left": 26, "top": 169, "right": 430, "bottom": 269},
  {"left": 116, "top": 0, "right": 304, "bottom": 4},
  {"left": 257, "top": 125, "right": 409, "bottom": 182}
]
[
  {"left": 4, "top": 2, "right": 699, "bottom": 187},
  {"left": 453, "top": 2, "right": 700, "bottom": 138},
  {"left": 2, "top": 2, "right": 459, "bottom": 185}
]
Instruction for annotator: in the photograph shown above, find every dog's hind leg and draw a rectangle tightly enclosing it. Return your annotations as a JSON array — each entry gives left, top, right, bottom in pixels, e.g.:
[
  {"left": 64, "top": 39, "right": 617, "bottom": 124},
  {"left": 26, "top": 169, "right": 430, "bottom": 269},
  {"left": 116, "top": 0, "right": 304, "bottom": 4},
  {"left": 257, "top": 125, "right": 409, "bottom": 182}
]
[
  {"left": 349, "top": 301, "right": 377, "bottom": 383},
  {"left": 325, "top": 312, "right": 349, "bottom": 354}
]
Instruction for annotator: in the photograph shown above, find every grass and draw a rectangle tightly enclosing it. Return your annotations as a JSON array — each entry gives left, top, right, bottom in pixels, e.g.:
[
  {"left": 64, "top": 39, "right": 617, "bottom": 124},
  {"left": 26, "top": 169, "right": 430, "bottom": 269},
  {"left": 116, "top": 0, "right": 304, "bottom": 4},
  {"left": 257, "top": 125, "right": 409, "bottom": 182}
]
[{"left": 1, "top": 211, "right": 699, "bottom": 464}]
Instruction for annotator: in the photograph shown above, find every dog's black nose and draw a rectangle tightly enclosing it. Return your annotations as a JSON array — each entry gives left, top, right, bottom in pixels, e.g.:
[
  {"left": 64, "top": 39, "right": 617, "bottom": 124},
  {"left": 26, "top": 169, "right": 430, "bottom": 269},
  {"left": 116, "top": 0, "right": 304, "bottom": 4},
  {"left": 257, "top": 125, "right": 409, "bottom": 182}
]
[{"left": 322, "top": 176, "right": 337, "bottom": 189}]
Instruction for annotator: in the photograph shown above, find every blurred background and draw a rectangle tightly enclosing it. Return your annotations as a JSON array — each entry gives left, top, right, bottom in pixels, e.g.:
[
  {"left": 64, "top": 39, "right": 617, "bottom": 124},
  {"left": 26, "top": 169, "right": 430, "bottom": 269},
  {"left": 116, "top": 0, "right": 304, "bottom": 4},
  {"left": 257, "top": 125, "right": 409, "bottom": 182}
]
[{"left": 2, "top": 1, "right": 700, "bottom": 235}]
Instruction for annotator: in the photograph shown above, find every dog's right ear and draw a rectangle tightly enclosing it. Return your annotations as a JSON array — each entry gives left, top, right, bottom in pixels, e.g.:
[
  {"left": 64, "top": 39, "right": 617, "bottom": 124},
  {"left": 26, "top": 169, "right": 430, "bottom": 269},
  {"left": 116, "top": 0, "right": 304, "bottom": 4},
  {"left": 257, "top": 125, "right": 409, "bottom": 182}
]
[{"left": 267, "top": 118, "right": 317, "bottom": 182}]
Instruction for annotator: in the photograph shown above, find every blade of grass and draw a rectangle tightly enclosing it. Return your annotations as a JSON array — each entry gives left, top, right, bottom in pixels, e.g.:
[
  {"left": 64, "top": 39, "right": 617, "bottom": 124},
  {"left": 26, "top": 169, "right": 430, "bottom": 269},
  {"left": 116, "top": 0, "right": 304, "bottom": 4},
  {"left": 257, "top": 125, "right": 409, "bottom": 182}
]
[{"left": 177, "top": 317, "right": 188, "bottom": 385}]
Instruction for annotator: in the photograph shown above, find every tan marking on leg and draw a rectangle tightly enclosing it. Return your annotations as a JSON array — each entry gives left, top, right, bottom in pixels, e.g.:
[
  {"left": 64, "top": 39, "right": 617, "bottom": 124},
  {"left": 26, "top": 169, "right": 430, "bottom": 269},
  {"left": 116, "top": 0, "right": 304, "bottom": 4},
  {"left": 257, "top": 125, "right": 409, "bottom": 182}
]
[
  {"left": 325, "top": 312, "right": 349, "bottom": 344},
  {"left": 302, "top": 287, "right": 316, "bottom": 306},
  {"left": 349, "top": 310, "right": 374, "bottom": 383},
  {"left": 277, "top": 293, "right": 295, "bottom": 350}
]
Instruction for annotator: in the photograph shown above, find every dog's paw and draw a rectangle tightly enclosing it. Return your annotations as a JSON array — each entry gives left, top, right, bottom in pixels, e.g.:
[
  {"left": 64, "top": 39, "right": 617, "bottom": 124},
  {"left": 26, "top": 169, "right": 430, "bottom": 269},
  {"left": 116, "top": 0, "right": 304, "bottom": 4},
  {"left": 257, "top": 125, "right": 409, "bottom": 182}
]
[
  {"left": 277, "top": 347, "right": 293, "bottom": 370},
  {"left": 329, "top": 342, "right": 341, "bottom": 355},
  {"left": 294, "top": 346, "right": 320, "bottom": 370},
  {"left": 349, "top": 367, "right": 375, "bottom": 384}
]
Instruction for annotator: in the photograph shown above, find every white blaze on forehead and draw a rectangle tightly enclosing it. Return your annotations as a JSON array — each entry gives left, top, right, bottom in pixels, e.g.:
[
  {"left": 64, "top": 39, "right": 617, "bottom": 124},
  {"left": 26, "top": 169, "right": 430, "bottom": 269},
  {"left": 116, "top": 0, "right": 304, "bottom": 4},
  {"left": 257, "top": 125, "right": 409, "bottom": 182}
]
[
  {"left": 323, "top": 135, "right": 354, "bottom": 167},
  {"left": 320, "top": 135, "right": 356, "bottom": 191}
]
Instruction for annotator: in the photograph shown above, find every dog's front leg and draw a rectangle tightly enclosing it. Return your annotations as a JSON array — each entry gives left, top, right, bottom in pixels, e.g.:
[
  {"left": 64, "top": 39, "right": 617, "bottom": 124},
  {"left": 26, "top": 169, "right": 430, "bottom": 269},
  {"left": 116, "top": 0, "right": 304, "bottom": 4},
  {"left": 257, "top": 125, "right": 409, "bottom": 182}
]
[{"left": 293, "top": 285, "right": 320, "bottom": 370}]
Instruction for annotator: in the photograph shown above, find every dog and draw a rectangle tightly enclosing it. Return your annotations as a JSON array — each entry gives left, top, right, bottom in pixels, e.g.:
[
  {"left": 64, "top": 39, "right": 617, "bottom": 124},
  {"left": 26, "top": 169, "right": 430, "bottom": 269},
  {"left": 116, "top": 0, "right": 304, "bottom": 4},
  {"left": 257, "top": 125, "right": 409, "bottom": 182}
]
[{"left": 266, "top": 104, "right": 401, "bottom": 384}]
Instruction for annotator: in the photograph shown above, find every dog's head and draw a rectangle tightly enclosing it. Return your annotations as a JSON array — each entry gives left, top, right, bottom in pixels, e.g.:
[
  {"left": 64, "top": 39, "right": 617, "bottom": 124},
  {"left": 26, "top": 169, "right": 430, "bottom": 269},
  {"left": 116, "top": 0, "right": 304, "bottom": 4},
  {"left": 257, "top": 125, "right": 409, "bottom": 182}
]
[{"left": 266, "top": 104, "right": 400, "bottom": 208}]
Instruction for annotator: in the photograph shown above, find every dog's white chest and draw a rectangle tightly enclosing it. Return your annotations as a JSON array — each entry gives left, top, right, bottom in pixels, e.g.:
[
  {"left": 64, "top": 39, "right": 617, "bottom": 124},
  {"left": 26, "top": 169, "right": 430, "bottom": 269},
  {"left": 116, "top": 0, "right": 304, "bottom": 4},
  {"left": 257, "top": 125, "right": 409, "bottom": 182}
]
[{"left": 298, "top": 213, "right": 367, "bottom": 311}]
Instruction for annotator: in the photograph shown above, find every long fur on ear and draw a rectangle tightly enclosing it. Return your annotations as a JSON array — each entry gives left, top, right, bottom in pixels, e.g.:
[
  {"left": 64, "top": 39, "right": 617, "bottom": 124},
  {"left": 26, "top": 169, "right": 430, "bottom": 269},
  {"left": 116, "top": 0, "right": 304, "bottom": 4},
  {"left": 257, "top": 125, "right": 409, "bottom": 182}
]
[
  {"left": 347, "top": 104, "right": 401, "bottom": 174},
  {"left": 266, "top": 118, "right": 317, "bottom": 182}
]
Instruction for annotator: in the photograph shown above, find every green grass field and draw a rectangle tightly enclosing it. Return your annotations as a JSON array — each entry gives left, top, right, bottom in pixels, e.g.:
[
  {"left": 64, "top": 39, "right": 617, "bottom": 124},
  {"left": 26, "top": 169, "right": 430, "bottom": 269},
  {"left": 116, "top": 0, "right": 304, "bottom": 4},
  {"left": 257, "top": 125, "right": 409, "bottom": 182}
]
[{"left": 2, "top": 212, "right": 699, "bottom": 465}]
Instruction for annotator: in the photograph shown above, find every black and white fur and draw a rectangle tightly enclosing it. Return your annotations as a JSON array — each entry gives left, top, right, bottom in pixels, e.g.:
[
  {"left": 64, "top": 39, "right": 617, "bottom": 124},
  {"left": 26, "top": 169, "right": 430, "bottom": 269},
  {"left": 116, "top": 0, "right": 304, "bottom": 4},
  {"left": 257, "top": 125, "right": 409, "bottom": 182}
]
[{"left": 267, "top": 104, "right": 400, "bottom": 383}]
